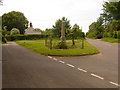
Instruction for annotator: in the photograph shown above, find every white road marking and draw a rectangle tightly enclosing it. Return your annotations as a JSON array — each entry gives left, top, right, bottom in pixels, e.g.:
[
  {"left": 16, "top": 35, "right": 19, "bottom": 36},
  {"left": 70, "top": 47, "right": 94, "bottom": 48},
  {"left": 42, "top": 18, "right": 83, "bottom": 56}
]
[
  {"left": 91, "top": 73, "right": 104, "bottom": 80},
  {"left": 59, "top": 61, "right": 65, "bottom": 64},
  {"left": 48, "top": 56, "right": 118, "bottom": 88},
  {"left": 48, "top": 56, "right": 52, "bottom": 59},
  {"left": 109, "top": 82, "right": 120, "bottom": 87},
  {"left": 78, "top": 68, "right": 87, "bottom": 73},
  {"left": 67, "top": 64, "right": 75, "bottom": 68},
  {"left": 53, "top": 58, "right": 58, "bottom": 61}
]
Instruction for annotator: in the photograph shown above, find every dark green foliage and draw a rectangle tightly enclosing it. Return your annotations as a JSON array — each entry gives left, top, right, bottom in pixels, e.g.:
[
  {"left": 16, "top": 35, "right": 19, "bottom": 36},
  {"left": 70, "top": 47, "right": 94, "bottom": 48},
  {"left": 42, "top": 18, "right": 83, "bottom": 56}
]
[
  {"left": 43, "top": 28, "right": 54, "bottom": 38},
  {"left": 66, "top": 24, "right": 84, "bottom": 45},
  {"left": 56, "top": 41, "right": 68, "bottom": 49},
  {"left": 103, "top": 31, "right": 111, "bottom": 38},
  {"left": 113, "top": 31, "right": 120, "bottom": 39},
  {"left": 2, "top": 11, "right": 28, "bottom": 34},
  {"left": 109, "top": 20, "right": 120, "bottom": 34},
  {"left": 2, "top": 29, "right": 10, "bottom": 36},
  {"left": 87, "top": 1, "right": 120, "bottom": 40},
  {"left": 5, "top": 34, "right": 45, "bottom": 41},
  {"left": 66, "top": 24, "right": 84, "bottom": 39},
  {"left": 86, "top": 32, "right": 98, "bottom": 39},
  {"left": 53, "top": 17, "right": 71, "bottom": 37},
  {"left": 87, "top": 16, "right": 104, "bottom": 39},
  {"left": 102, "top": 1, "right": 120, "bottom": 22}
]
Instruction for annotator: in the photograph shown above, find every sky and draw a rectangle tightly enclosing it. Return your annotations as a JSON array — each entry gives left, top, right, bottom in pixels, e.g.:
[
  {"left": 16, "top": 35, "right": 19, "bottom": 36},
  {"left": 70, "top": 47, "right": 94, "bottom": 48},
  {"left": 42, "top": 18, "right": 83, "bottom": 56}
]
[{"left": 0, "top": 0, "right": 108, "bottom": 33}]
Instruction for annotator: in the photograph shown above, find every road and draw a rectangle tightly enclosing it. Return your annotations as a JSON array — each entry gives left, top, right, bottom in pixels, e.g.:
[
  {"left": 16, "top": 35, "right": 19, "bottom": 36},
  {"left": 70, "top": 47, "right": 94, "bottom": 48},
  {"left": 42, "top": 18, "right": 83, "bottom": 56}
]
[{"left": 2, "top": 39, "right": 119, "bottom": 88}]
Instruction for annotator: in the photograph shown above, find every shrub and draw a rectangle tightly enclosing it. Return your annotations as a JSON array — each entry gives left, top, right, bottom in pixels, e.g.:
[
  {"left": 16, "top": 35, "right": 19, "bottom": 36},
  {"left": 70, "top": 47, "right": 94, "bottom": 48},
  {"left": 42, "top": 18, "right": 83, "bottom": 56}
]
[
  {"left": 55, "top": 41, "right": 68, "bottom": 49},
  {"left": 5, "top": 34, "right": 45, "bottom": 41},
  {"left": 10, "top": 28, "right": 20, "bottom": 35},
  {"left": 113, "top": 31, "right": 120, "bottom": 39},
  {"left": 86, "top": 32, "right": 97, "bottom": 39},
  {"left": 118, "top": 31, "right": 120, "bottom": 39},
  {"left": 103, "top": 32, "right": 111, "bottom": 38}
]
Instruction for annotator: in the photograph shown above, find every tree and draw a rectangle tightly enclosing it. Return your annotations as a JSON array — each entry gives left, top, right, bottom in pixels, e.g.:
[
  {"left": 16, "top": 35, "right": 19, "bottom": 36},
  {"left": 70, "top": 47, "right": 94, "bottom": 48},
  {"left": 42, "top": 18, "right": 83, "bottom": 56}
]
[
  {"left": 53, "top": 17, "right": 71, "bottom": 37},
  {"left": 102, "top": 1, "right": 120, "bottom": 24},
  {"left": 109, "top": 20, "right": 120, "bottom": 36},
  {"left": 67, "top": 24, "right": 83, "bottom": 45},
  {"left": 10, "top": 28, "right": 20, "bottom": 35},
  {"left": 34, "top": 28, "right": 42, "bottom": 32},
  {"left": 87, "top": 16, "right": 104, "bottom": 39},
  {"left": 2, "top": 11, "right": 28, "bottom": 34}
]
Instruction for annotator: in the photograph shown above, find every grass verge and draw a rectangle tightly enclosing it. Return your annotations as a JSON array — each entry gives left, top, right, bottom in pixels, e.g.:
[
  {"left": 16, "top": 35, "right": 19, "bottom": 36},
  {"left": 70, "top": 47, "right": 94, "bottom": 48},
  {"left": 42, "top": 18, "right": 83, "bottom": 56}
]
[
  {"left": 16, "top": 39, "right": 99, "bottom": 56},
  {"left": 101, "top": 38, "right": 120, "bottom": 43}
]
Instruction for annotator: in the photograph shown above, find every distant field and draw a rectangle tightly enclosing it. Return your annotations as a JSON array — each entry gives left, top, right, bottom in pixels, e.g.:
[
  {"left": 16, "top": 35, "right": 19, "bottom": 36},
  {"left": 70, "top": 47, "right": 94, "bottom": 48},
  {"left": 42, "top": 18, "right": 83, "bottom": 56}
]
[{"left": 16, "top": 39, "right": 99, "bottom": 56}]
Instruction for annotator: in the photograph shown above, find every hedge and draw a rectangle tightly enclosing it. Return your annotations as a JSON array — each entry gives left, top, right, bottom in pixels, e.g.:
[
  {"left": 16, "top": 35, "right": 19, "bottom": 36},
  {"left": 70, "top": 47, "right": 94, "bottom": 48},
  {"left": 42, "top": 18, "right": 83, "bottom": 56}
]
[
  {"left": 113, "top": 31, "right": 120, "bottom": 39},
  {"left": 103, "top": 32, "right": 111, "bottom": 38},
  {"left": 5, "top": 34, "right": 46, "bottom": 41}
]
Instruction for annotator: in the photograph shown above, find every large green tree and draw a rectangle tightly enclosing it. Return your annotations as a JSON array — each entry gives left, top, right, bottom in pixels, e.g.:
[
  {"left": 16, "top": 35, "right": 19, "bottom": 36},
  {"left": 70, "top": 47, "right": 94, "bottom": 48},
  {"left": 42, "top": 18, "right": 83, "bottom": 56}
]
[
  {"left": 87, "top": 16, "right": 104, "bottom": 38},
  {"left": 53, "top": 17, "right": 71, "bottom": 37},
  {"left": 87, "top": 1, "right": 120, "bottom": 39},
  {"left": 67, "top": 24, "right": 84, "bottom": 45},
  {"left": 2, "top": 11, "right": 28, "bottom": 34},
  {"left": 102, "top": 1, "right": 120, "bottom": 24}
]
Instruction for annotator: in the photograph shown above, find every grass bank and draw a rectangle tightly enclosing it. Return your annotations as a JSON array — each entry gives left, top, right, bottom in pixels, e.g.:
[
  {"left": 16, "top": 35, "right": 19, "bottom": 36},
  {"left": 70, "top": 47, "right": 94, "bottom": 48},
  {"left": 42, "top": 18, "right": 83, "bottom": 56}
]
[
  {"left": 16, "top": 39, "right": 99, "bottom": 56},
  {"left": 101, "top": 38, "right": 120, "bottom": 43}
]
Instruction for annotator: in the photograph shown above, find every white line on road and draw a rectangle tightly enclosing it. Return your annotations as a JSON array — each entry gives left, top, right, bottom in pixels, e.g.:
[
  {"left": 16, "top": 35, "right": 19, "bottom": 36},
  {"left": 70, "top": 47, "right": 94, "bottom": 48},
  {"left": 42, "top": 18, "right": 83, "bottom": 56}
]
[
  {"left": 109, "top": 82, "right": 120, "bottom": 87},
  {"left": 91, "top": 73, "right": 104, "bottom": 80},
  {"left": 48, "top": 56, "right": 52, "bottom": 59},
  {"left": 53, "top": 58, "right": 58, "bottom": 61},
  {"left": 59, "top": 61, "right": 65, "bottom": 64},
  {"left": 77, "top": 68, "right": 87, "bottom": 73},
  {"left": 67, "top": 64, "right": 75, "bottom": 68}
]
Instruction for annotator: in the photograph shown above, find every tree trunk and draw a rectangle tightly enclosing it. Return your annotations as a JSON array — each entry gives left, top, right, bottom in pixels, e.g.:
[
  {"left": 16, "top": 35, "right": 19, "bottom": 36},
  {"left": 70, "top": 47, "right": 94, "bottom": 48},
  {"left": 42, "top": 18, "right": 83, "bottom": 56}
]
[{"left": 72, "top": 39, "right": 75, "bottom": 46}]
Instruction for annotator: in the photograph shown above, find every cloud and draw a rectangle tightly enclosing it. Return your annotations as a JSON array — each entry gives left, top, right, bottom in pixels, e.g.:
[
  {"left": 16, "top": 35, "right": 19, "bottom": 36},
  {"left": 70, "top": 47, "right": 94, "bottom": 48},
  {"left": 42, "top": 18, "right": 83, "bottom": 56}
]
[{"left": 1, "top": 0, "right": 107, "bottom": 32}]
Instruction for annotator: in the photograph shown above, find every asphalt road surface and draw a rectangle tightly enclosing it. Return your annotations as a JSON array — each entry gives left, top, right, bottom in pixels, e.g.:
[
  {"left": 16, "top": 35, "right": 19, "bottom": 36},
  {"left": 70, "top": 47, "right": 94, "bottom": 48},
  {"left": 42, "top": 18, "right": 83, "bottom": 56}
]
[{"left": 2, "top": 39, "right": 119, "bottom": 88}]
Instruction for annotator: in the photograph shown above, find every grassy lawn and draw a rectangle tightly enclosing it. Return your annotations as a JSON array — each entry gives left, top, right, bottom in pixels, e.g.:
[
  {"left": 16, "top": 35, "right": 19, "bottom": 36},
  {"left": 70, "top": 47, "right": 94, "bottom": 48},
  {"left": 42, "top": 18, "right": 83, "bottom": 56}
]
[
  {"left": 0, "top": 41, "right": 6, "bottom": 44},
  {"left": 16, "top": 39, "right": 99, "bottom": 56},
  {"left": 101, "top": 38, "right": 120, "bottom": 43}
]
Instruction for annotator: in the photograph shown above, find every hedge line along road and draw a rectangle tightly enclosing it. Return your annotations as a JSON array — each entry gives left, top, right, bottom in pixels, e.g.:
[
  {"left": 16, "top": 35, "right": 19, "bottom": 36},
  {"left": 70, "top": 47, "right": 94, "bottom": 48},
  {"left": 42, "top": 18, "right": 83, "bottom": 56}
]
[{"left": 2, "top": 38, "right": 119, "bottom": 88}]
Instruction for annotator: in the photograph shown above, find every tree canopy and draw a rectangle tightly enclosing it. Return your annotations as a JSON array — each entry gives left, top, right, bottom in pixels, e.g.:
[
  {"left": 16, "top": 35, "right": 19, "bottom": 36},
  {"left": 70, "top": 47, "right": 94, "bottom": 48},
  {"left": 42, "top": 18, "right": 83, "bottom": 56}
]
[
  {"left": 2, "top": 11, "right": 28, "bottom": 34},
  {"left": 52, "top": 17, "right": 71, "bottom": 37},
  {"left": 66, "top": 24, "right": 84, "bottom": 45},
  {"left": 87, "top": 1, "right": 120, "bottom": 39},
  {"left": 102, "top": 1, "right": 120, "bottom": 23}
]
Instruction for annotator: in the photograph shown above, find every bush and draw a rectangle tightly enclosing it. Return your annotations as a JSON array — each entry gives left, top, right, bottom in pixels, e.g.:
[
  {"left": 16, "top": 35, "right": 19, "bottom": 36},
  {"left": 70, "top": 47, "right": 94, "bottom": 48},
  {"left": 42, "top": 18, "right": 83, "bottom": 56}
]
[
  {"left": 86, "top": 32, "right": 97, "bottom": 39},
  {"left": 5, "top": 34, "right": 45, "bottom": 41},
  {"left": 103, "top": 32, "right": 111, "bottom": 38},
  {"left": 118, "top": 31, "right": 120, "bottom": 39},
  {"left": 10, "top": 28, "right": 20, "bottom": 35},
  {"left": 113, "top": 31, "right": 120, "bottom": 39},
  {"left": 55, "top": 41, "right": 68, "bottom": 49}
]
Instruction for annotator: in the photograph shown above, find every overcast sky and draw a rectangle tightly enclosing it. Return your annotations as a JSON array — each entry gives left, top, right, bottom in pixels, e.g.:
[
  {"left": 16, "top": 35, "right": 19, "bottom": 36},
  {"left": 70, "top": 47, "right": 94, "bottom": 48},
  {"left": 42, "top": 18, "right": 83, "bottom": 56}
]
[{"left": 1, "top": 0, "right": 108, "bottom": 33}]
